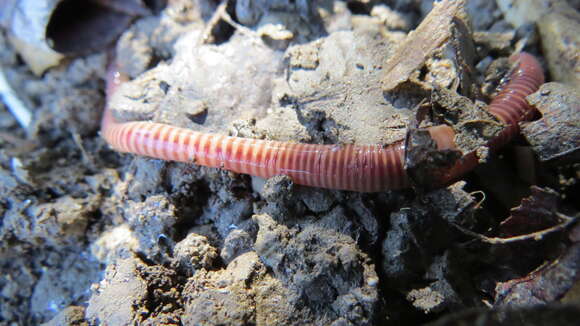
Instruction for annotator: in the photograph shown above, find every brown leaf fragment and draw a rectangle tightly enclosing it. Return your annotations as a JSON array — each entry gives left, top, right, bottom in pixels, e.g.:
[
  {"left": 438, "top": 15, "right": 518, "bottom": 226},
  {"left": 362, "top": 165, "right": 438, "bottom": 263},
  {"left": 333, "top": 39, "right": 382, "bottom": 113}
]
[
  {"left": 494, "top": 243, "right": 580, "bottom": 306},
  {"left": 522, "top": 83, "right": 580, "bottom": 163},
  {"left": 498, "top": 186, "right": 562, "bottom": 238},
  {"left": 381, "top": 0, "right": 464, "bottom": 91}
]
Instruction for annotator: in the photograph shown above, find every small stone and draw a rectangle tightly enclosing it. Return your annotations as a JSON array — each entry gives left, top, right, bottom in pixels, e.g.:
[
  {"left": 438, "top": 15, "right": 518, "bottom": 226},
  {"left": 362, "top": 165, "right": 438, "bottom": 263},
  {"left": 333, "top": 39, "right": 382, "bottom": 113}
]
[
  {"left": 40, "top": 306, "right": 87, "bottom": 326},
  {"left": 220, "top": 229, "right": 253, "bottom": 264},
  {"left": 172, "top": 233, "right": 218, "bottom": 275},
  {"left": 407, "top": 287, "right": 445, "bottom": 313}
]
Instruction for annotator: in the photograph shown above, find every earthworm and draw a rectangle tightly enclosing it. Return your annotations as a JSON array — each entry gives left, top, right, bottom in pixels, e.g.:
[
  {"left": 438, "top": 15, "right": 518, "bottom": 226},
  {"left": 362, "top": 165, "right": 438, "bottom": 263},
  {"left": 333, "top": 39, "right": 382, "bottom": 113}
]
[{"left": 101, "top": 52, "right": 544, "bottom": 192}]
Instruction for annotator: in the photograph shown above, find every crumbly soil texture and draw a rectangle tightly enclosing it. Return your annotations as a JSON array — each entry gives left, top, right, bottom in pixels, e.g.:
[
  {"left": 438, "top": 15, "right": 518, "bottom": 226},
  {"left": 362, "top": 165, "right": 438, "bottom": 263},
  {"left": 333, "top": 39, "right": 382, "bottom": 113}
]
[{"left": 1, "top": 1, "right": 579, "bottom": 325}]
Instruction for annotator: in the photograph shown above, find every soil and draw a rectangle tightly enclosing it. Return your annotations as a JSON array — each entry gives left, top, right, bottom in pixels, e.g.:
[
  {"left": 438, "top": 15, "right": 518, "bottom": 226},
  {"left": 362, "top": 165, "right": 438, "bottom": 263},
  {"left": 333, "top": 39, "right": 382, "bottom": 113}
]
[{"left": 1, "top": 0, "right": 578, "bottom": 325}]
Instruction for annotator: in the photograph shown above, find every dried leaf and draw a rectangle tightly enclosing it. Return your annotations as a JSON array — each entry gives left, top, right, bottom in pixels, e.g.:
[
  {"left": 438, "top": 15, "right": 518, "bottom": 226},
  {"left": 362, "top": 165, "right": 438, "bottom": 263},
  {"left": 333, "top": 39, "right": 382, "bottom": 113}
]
[
  {"left": 498, "top": 186, "right": 561, "bottom": 237},
  {"left": 494, "top": 243, "right": 580, "bottom": 305}
]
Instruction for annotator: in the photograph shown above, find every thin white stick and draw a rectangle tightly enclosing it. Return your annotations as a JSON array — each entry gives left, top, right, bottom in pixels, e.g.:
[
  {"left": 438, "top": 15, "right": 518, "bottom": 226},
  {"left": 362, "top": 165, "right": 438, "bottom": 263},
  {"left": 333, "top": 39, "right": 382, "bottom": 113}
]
[{"left": 0, "top": 67, "right": 32, "bottom": 129}]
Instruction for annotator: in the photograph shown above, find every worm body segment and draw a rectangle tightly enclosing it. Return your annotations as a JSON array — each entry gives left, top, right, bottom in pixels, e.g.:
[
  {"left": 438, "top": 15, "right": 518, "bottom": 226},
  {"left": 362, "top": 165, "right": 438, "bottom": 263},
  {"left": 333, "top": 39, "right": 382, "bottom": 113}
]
[
  {"left": 488, "top": 53, "right": 545, "bottom": 147},
  {"left": 101, "top": 53, "right": 544, "bottom": 192}
]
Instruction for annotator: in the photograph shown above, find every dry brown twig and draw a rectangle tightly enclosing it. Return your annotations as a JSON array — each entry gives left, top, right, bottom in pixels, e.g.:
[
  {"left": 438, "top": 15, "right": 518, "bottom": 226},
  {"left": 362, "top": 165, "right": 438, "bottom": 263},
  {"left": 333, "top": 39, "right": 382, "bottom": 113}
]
[
  {"left": 452, "top": 213, "right": 578, "bottom": 245},
  {"left": 381, "top": 0, "right": 464, "bottom": 91}
]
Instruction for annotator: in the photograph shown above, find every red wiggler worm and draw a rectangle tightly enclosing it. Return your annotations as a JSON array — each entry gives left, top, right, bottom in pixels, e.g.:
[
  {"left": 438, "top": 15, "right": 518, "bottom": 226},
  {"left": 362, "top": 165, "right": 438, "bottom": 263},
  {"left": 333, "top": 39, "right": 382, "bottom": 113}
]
[{"left": 101, "top": 53, "right": 544, "bottom": 192}]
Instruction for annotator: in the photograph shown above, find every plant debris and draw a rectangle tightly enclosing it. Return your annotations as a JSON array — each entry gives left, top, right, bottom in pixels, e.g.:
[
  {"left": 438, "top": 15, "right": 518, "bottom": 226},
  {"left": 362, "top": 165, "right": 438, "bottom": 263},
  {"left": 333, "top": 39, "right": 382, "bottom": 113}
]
[{"left": 381, "top": 0, "right": 464, "bottom": 91}]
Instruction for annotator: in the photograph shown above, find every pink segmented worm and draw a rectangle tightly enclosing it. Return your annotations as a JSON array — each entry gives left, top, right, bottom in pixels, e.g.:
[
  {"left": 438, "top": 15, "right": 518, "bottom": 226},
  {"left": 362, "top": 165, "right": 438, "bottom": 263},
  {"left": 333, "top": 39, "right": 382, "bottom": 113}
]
[{"left": 101, "top": 53, "right": 544, "bottom": 192}]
